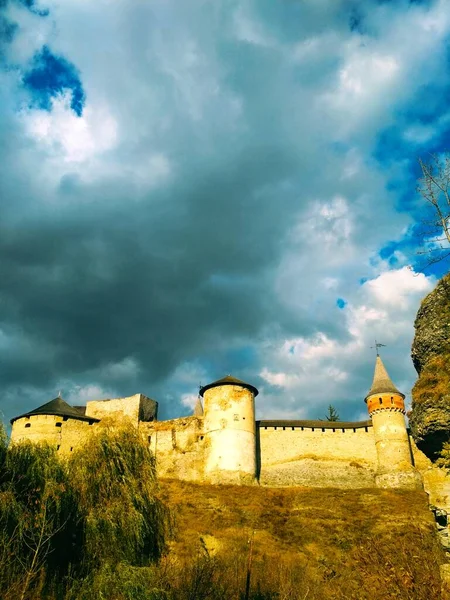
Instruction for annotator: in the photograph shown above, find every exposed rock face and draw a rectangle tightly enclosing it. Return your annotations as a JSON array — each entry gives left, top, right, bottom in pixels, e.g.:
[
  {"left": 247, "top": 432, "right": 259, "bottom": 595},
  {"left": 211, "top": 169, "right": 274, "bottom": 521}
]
[{"left": 410, "top": 273, "right": 450, "bottom": 459}]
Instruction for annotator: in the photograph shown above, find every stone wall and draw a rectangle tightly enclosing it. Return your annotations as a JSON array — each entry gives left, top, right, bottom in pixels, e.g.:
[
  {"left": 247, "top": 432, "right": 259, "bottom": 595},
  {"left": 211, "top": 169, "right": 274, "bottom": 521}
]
[
  {"left": 86, "top": 394, "right": 156, "bottom": 424},
  {"left": 10, "top": 414, "right": 95, "bottom": 454},
  {"left": 140, "top": 416, "right": 205, "bottom": 482},
  {"left": 258, "top": 423, "right": 378, "bottom": 487}
]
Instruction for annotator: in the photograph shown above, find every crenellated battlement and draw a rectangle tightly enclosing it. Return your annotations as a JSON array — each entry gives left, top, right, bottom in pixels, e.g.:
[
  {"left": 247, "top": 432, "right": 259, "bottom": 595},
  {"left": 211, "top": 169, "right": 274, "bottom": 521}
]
[{"left": 9, "top": 355, "right": 425, "bottom": 492}]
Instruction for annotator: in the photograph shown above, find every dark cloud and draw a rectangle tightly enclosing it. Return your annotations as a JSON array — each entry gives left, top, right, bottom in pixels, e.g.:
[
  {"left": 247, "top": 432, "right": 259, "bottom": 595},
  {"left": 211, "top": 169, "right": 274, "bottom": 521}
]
[{"left": 0, "top": 0, "right": 447, "bottom": 425}]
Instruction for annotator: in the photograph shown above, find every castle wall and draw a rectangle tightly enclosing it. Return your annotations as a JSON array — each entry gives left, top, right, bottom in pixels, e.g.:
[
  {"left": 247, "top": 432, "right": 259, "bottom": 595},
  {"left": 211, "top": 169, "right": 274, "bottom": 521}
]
[
  {"left": 86, "top": 394, "right": 156, "bottom": 424},
  {"left": 10, "top": 415, "right": 95, "bottom": 454},
  {"left": 258, "top": 423, "right": 378, "bottom": 488},
  {"left": 140, "top": 416, "right": 205, "bottom": 482}
]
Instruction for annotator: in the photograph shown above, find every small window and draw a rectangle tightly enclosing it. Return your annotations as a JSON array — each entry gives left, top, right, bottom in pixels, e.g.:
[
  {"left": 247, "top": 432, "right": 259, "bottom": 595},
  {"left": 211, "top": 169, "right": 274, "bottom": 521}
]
[
  {"left": 365, "top": 427, "right": 368, "bottom": 432},
  {"left": 200, "top": 435, "right": 204, "bottom": 441},
  {"left": 312, "top": 428, "right": 315, "bottom": 432},
  {"left": 25, "top": 423, "right": 31, "bottom": 428},
  {"left": 379, "top": 398, "right": 383, "bottom": 405},
  {"left": 322, "top": 428, "right": 325, "bottom": 432},
  {"left": 56, "top": 445, "right": 60, "bottom": 450},
  {"left": 70, "top": 447, "right": 73, "bottom": 452},
  {"left": 148, "top": 435, "right": 152, "bottom": 444},
  {"left": 242, "top": 417, "right": 246, "bottom": 420},
  {"left": 292, "top": 427, "right": 295, "bottom": 431},
  {"left": 391, "top": 398, "right": 394, "bottom": 405},
  {"left": 283, "top": 427, "right": 286, "bottom": 430},
  {"left": 55, "top": 422, "right": 62, "bottom": 428}
]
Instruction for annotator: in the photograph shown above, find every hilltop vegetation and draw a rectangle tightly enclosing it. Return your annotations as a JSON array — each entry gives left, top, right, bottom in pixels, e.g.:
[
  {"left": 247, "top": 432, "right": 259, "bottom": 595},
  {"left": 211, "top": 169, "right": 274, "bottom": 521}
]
[
  {"left": 410, "top": 273, "right": 450, "bottom": 459},
  {"left": 0, "top": 424, "right": 444, "bottom": 600}
]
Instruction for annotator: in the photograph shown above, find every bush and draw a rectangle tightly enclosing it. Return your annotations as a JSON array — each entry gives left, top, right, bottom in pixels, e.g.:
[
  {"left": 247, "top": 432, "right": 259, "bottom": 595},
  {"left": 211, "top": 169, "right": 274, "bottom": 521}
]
[
  {"left": 68, "top": 423, "right": 169, "bottom": 569},
  {"left": 0, "top": 423, "right": 169, "bottom": 599}
]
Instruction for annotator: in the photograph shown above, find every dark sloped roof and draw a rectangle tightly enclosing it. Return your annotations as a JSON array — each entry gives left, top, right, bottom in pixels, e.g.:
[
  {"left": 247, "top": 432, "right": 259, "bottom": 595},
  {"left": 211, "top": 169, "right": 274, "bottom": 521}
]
[
  {"left": 257, "top": 420, "right": 372, "bottom": 430},
  {"left": 199, "top": 375, "right": 259, "bottom": 397},
  {"left": 365, "top": 356, "right": 404, "bottom": 401},
  {"left": 11, "top": 397, "right": 99, "bottom": 424}
]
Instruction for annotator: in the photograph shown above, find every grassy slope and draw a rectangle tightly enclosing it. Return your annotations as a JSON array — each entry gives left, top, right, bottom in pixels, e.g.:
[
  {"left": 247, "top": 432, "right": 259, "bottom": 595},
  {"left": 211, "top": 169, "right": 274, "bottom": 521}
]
[{"left": 159, "top": 480, "right": 444, "bottom": 600}]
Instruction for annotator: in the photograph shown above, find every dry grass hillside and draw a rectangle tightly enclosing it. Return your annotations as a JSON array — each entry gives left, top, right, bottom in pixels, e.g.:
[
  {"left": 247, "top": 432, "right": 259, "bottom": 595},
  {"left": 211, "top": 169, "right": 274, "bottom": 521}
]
[{"left": 159, "top": 480, "right": 444, "bottom": 600}]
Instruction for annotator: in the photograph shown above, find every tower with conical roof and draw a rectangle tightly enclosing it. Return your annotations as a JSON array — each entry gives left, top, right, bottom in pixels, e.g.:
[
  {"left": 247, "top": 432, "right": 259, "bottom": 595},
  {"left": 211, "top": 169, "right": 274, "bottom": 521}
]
[
  {"left": 193, "top": 396, "right": 204, "bottom": 417},
  {"left": 365, "top": 354, "right": 422, "bottom": 490},
  {"left": 200, "top": 375, "right": 258, "bottom": 484}
]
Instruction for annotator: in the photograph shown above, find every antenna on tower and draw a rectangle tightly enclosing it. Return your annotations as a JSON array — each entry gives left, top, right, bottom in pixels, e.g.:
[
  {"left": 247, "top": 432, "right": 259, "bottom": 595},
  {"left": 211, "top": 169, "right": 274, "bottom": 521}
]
[{"left": 370, "top": 340, "right": 386, "bottom": 356}]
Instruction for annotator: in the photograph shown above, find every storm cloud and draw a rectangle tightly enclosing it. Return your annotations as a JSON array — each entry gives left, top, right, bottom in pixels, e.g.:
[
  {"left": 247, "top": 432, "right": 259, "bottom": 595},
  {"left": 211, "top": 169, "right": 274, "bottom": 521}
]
[{"left": 0, "top": 0, "right": 449, "bottom": 424}]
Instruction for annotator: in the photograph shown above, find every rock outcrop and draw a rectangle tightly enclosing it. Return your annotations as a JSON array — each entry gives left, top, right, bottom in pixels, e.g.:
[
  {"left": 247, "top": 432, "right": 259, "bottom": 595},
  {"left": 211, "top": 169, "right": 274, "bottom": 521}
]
[{"left": 410, "top": 273, "right": 450, "bottom": 459}]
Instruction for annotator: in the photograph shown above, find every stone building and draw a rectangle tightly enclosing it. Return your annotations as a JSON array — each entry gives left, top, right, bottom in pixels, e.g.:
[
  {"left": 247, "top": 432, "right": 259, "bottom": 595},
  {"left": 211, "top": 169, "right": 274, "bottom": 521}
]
[{"left": 9, "top": 355, "right": 450, "bottom": 511}]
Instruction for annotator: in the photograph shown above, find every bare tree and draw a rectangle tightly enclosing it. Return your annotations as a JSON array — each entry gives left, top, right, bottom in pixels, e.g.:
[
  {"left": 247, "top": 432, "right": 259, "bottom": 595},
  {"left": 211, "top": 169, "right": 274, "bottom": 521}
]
[{"left": 416, "top": 154, "right": 450, "bottom": 266}]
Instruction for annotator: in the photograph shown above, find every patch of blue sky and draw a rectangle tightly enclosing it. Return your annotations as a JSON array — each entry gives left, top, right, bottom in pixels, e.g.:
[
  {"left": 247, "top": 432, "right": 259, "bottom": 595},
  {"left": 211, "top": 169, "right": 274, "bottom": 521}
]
[
  {"left": 17, "top": 0, "right": 49, "bottom": 17},
  {"left": 23, "top": 46, "right": 85, "bottom": 116},
  {"left": 378, "top": 234, "right": 449, "bottom": 278},
  {"left": 336, "top": 298, "right": 347, "bottom": 309},
  {"left": 374, "top": 74, "right": 450, "bottom": 163},
  {"left": 379, "top": 240, "right": 403, "bottom": 261}
]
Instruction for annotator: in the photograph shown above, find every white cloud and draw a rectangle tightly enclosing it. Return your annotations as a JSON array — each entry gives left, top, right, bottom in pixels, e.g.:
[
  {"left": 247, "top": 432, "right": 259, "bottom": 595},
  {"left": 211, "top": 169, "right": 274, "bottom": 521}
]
[
  {"left": 22, "top": 92, "right": 118, "bottom": 163},
  {"left": 100, "top": 357, "right": 141, "bottom": 381},
  {"left": 180, "top": 393, "right": 198, "bottom": 410},
  {"left": 257, "top": 267, "right": 435, "bottom": 419},
  {"left": 65, "top": 384, "right": 113, "bottom": 405},
  {"left": 363, "top": 267, "right": 431, "bottom": 309},
  {"left": 1, "top": 0, "right": 449, "bottom": 426}
]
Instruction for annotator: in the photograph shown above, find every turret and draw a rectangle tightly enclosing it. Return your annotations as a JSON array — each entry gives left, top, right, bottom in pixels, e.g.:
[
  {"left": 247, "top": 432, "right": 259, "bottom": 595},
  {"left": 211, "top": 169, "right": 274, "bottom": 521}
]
[
  {"left": 193, "top": 396, "right": 204, "bottom": 417},
  {"left": 365, "top": 355, "right": 422, "bottom": 490},
  {"left": 200, "top": 375, "right": 258, "bottom": 484},
  {"left": 10, "top": 396, "right": 99, "bottom": 452}
]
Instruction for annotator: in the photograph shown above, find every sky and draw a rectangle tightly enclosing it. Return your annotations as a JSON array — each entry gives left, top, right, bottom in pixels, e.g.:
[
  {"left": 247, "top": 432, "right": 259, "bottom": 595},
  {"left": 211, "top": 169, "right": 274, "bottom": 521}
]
[{"left": 1, "top": 0, "right": 450, "bottom": 427}]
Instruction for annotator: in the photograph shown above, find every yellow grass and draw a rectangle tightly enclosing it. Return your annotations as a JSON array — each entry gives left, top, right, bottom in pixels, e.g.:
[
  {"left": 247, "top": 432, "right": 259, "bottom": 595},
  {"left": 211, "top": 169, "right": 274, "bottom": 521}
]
[{"left": 158, "top": 479, "right": 444, "bottom": 600}]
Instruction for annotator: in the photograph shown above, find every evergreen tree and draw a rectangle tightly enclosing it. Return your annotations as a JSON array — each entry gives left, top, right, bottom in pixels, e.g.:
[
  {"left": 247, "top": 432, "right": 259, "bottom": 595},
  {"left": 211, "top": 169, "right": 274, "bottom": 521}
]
[{"left": 325, "top": 405, "right": 340, "bottom": 422}]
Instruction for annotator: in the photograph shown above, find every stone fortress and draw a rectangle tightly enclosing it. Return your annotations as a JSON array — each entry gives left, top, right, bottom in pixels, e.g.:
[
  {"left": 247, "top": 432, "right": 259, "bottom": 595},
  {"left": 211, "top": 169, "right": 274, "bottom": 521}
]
[{"left": 9, "top": 354, "right": 450, "bottom": 510}]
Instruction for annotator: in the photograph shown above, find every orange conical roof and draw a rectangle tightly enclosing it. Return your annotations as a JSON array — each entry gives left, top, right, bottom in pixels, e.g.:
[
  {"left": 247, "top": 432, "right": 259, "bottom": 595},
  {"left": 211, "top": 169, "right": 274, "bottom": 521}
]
[
  {"left": 365, "top": 355, "right": 405, "bottom": 402},
  {"left": 193, "top": 396, "right": 204, "bottom": 416}
]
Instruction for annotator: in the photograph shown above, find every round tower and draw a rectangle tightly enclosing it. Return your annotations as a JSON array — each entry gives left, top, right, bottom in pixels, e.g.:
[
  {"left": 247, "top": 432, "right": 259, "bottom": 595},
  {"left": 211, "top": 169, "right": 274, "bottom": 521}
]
[
  {"left": 200, "top": 375, "right": 258, "bottom": 485},
  {"left": 365, "top": 355, "right": 422, "bottom": 490}
]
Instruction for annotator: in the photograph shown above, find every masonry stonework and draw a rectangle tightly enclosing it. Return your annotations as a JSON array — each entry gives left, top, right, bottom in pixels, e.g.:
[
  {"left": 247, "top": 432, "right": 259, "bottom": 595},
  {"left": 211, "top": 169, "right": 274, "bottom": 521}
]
[
  {"left": 258, "top": 422, "right": 377, "bottom": 488},
  {"left": 10, "top": 414, "right": 96, "bottom": 454},
  {"left": 9, "top": 361, "right": 450, "bottom": 513}
]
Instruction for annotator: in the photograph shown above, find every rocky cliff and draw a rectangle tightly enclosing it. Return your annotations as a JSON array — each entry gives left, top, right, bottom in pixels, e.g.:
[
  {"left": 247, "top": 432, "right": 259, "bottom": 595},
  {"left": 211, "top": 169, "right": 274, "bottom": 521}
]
[{"left": 410, "top": 273, "right": 450, "bottom": 459}]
